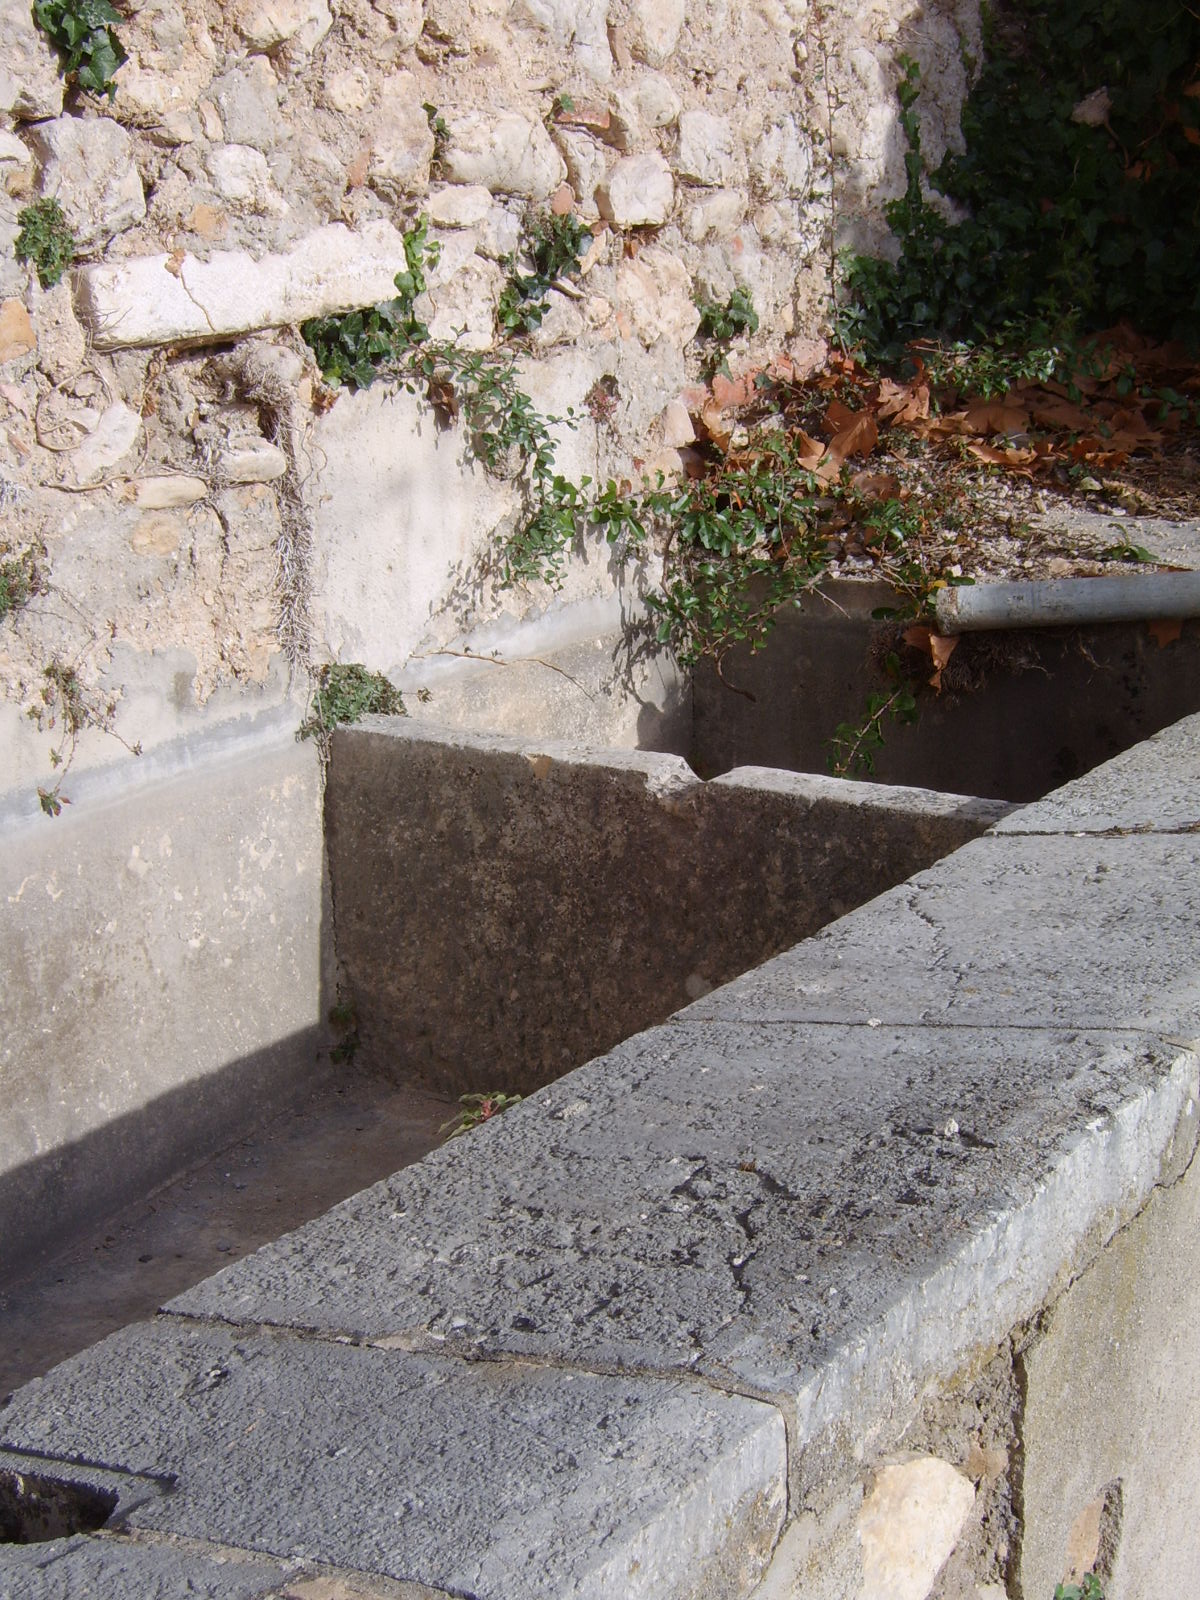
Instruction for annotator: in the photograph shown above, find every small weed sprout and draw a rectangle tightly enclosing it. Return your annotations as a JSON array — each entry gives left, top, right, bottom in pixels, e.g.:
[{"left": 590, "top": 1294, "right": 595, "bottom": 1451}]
[
  {"left": 497, "top": 211, "right": 592, "bottom": 336},
  {"left": 1055, "top": 1576, "right": 1105, "bottom": 1600},
  {"left": 15, "top": 199, "right": 76, "bottom": 289},
  {"left": 440, "top": 1092, "right": 523, "bottom": 1140},
  {"left": 33, "top": 0, "right": 127, "bottom": 98}
]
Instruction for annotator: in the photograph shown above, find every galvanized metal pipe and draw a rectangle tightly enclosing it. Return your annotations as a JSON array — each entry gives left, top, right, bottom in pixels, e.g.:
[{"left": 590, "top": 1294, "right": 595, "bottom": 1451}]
[{"left": 935, "top": 571, "right": 1200, "bottom": 633}]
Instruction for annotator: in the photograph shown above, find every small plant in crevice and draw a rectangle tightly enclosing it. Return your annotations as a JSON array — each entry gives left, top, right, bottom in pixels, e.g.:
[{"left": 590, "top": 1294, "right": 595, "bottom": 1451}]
[
  {"left": 15, "top": 199, "right": 77, "bottom": 289},
  {"left": 696, "top": 287, "right": 760, "bottom": 345},
  {"left": 28, "top": 656, "right": 141, "bottom": 818},
  {"left": 33, "top": 0, "right": 127, "bottom": 98},
  {"left": 440, "top": 1091, "right": 524, "bottom": 1140},
  {"left": 1055, "top": 1575, "right": 1105, "bottom": 1600},
  {"left": 301, "top": 216, "right": 440, "bottom": 391},
  {"left": 496, "top": 211, "right": 592, "bottom": 336},
  {"left": 298, "top": 662, "right": 406, "bottom": 749},
  {"left": 0, "top": 547, "right": 42, "bottom": 622}
]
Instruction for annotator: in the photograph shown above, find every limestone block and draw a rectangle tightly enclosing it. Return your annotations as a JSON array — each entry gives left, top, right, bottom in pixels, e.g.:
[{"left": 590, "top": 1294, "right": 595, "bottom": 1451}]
[
  {"left": 370, "top": 0, "right": 425, "bottom": 49},
  {"left": 441, "top": 111, "right": 566, "bottom": 200},
  {"left": 0, "top": 0, "right": 64, "bottom": 120},
  {"left": 684, "top": 188, "right": 746, "bottom": 242},
  {"left": 556, "top": 131, "right": 609, "bottom": 216},
  {"left": 321, "top": 65, "right": 371, "bottom": 114},
  {"left": 0, "top": 200, "right": 23, "bottom": 298},
  {"left": 30, "top": 279, "right": 86, "bottom": 382},
  {"left": 677, "top": 110, "right": 744, "bottom": 187},
  {"left": 28, "top": 117, "right": 146, "bottom": 250},
  {"left": 121, "top": 475, "right": 209, "bottom": 508},
  {"left": 206, "top": 145, "right": 288, "bottom": 215},
  {"left": 232, "top": 0, "right": 331, "bottom": 54},
  {"left": 0, "top": 131, "right": 32, "bottom": 173},
  {"left": 73, "top": 221, "right": 420, "bottom": 349},
  {"left": 427, "top": 184, "right": 493, "bottom": 228},
  {"left": 618, "top": 71, "right": 681, "bottom": 129},
  {"left": 53, "top": 401, "right": 143, "bottom": 487},
  {"left": 751, "top": 116, "right": 812, "bottom": 197},
  {"left": 624, "top": 0, "right": 685, "bottom": 66},
  {"left": 614, "top": 244, "right": 699, "bottom": 346},
  {"left": 659, "top": 399, "right": 694, "bottom": 446},
  {"left": 419, "top": 252, "right": 502, "bottom": 350},
  {"left": 217, "top": 436, "right": 288, "bottom": 483},
  {"left": 368, "top": 92, "right": 436, "bottom": 199},
  {"left": 475, "top": 204, "right": 522, "bottom": 262},
  {"left": 528, "top": 288, "right": 585, "bottom": 350},
  {"left": 210, "top": 59, "right": 286, "bottom": 153},
  {"left": 595, "top": 153, "right": 674, "bottom": 227},
  {"left": 0, "top": 298, "right": 35, "bottom": 364},
  {"left": 857, "top": 1457, "right": 975, "bottom": 1600},
  {"left": 512, "top": 0, "right": 612, "bottom": 80}
]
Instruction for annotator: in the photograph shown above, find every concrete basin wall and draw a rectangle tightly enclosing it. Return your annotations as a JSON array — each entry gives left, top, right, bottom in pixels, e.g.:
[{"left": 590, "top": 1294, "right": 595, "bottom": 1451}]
[
  {"left": 4, "top": 714, "right": 1199, "bottom": 1597},
  {"left": 326, "top": 720, "right": 1009, "bottom": 1095},
  {"left": 0, "top": 721, "right": 331, "bottom": 1282}
]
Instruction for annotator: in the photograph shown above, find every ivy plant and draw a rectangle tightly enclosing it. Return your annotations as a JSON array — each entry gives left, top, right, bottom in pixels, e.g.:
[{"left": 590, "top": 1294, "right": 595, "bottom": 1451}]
[{"left": 33, "top": 0, "right": 127, "bottom": 98}]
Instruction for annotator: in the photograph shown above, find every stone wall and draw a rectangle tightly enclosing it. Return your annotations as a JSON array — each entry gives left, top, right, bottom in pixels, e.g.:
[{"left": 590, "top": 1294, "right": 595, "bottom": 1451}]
[
  {"left": 0, "top": 0, "right": 980, "bottom": 807},
  {"left": 326, "top": 719, "right": 1007, "bottom": 1093}
]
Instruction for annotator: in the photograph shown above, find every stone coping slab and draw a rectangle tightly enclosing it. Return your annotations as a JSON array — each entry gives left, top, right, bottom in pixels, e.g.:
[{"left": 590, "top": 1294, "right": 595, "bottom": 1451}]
[
  {"left": 1, "top": 1326, "right": 784, "bottom": 1600},
  {"left": 5, "top": 719, "right": 1200, "bottom": 1596}
]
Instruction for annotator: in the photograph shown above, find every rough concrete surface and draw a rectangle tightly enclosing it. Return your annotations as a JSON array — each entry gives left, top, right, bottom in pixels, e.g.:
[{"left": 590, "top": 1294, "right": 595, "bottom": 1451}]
[
  {"left": 680, "top": 830, "right": 1200, "bottom": 1036},
  {"left": 1019, "top": 1122, "right": 1200, "bottom": 1600},
  {"left": 170, "top": 1017, "right": 1198, "bottom": 1496},
  {"left": 0, "top": 730, "right": 329, "bottom": 1277},
  {"left": 6, "top": 718, "right": 1200, "bottom": 1598},
  {"left": 0, "top": 1321, "right": 786, "bottom": 1600},
  {"left": 325, "top": 719, "right": 1006, "bottom": 1093}
]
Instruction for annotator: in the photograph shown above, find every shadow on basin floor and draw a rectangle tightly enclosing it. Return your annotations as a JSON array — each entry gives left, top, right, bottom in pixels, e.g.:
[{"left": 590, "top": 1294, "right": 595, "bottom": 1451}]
[{"left": 0, "top": 1074, "right": 452, "bottom": 1400}]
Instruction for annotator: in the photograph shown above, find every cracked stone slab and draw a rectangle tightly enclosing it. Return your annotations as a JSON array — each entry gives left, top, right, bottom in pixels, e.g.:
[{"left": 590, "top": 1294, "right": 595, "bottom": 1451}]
[
  {"left": 679, "top": 831, "right": 1200, "bottom": 1036},
  {"left": 167, "top": 1019, "right": 1198, "bottom": 1499},
  {"left": 996, "top": 711, "right": 1200, "bottom": 835},
  {"left": 0, "top": 1321, "right": 786, "bottom": 1600},
  {"left": 0, "top": 1528, "right": 301, "bottom": 1600}
]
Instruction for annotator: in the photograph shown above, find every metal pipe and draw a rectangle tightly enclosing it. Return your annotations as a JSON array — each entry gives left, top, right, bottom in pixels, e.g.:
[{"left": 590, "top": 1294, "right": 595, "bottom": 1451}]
[{"left": 935, "top": 571, "right": 1200, "bottom": 633}]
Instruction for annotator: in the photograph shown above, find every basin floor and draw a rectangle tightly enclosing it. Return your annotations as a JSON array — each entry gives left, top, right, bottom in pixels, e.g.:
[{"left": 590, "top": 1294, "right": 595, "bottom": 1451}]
[{"left": 0, "top": 1072, "right": 451, "bottom": 1399}]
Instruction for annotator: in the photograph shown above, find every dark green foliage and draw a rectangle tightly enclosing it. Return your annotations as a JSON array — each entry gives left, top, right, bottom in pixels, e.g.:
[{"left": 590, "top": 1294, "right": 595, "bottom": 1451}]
[
  {"left": 696, "top": 287, "right": 760, "bottom": 343},
  {"left": 33, "top": 0, "right": 126, "bottom": 97},
  {"left": 301, "top": 217, "right": 440, "bottom": 389},
  {"left": 497, "top": 212, "right": 592, "bottom": 335},
  {"left": 840, "top": 4, "right": 1200, "bottom": 358},
  {"left": 299, "top": 663, "right": 406, "bottom": 742},
  {"left": 14, "top": 199, "right": 76, "bottom": 288}
]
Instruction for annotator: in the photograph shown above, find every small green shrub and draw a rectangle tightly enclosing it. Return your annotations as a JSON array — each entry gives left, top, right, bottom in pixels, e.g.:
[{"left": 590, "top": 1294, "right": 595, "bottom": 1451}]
[
  {"left": 298, "top": 663, "right": 406, "bottom": 743},
  {"left": 14, "top": 199, "right": 76, "bottom": 289},
  {"left": 696, "top": 287, "right": 760, "bottom": 343},
  {"left": 440, "top": 1092, "right": 523, "bottom": 1139},
  {"left": 0, "top": 549, "right": 40, "bottom": 622},
  {"left": 33, "top": 0, "right": 126, "bottom": 98},
  {"left": 497, "top": 211, "right": 592, "bottom": 336}
]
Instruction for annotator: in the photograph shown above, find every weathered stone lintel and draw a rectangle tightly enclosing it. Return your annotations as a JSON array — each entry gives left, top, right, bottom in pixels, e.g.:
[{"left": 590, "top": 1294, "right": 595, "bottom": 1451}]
[{"left": 73, "top": 221, "right": 415, "bottom": 350}]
